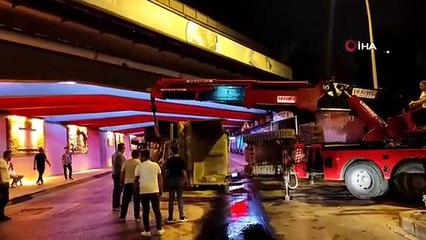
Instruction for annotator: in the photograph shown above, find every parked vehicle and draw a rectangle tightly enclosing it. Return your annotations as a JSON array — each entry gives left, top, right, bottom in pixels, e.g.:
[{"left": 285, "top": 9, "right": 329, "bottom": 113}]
[{"left": 150, "top": 78, "right": 426, "bottom": 200}]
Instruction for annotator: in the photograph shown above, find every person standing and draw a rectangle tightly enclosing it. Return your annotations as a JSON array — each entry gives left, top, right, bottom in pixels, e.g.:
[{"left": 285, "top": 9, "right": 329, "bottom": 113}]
[
  {"left": 164, "top": 146, "right": 188, "bottom": 224},
  {"left": 34, "top": 147, "right": 51, "bottom": 185},
  {"left": 62, "top": 146, "right": 74, "bottom": 181},
  {"left": 134, "top": 150, "right": 164, "bottom": 236},
  {"left": 409, "top": 80, "right": 426, "bottom": 129},
  {"left": 0, "top": 150, "right": 12, "bottom": 221},
  {"left": 150, "top": 143, "right": 160, "bottom": 162},
  {"left": 119, "top": 150, "right": 141, "bottom": 222},
  {"left": 111, "top": 143, "right": 126, "bottom": 211}
]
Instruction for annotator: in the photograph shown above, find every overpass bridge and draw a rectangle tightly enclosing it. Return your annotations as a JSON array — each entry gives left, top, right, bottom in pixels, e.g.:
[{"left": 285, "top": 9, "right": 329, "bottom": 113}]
[
  {"left": 0, "top": 0, "right": 291, "bottom": 139},
  {"left": 0, "top": 0, "right": 292, "bottom": 92}
]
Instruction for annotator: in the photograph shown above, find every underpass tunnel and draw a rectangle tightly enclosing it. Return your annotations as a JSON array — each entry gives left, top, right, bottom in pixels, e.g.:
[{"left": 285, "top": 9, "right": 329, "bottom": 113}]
[{"left": 0, "top": 80, "right": 267, "bottom": 184}]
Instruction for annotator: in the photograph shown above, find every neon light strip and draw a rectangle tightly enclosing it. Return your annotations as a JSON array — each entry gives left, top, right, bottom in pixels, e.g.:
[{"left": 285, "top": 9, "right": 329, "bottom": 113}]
[
  {"left": 223, "top": 125, "right": 240, "bottom": 128},
  {"left": 0, "top": 82, "right": 267, "bottom": 114},
  {"left": 101, "top": 123, "right": 240, "bottom": 132},
  {"left": 129, "top": 131, "right": 145, "bottom": 135},
  {"left": 44, "top": 110, "right": 250, "bottom": 122},
  {"left": 99, "top": 122, "right": 155, "bottom": 132},
  {"left": 46, "top": 111, "right": 215, "bottom": 122},
  {"left": 164, "top": 99, "right": 267, "bottom": 114},
  {"left": 44, "top": 111, "right": 141, "bottom": 122},
  {"left": 318, "top": 108, "right": 351, "bottom": 112}
]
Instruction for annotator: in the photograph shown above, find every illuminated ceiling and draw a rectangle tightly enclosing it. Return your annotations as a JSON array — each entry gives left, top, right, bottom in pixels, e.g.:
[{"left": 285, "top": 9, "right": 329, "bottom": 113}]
[{"left": 0, "top": 81, "right": 267, "bottom": 135}]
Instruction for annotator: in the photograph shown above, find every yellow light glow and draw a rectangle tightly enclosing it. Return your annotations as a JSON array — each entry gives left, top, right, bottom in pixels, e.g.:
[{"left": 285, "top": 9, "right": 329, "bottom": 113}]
[
  {"left": 7, "top": 115, "right": 44, "bottom": 155},
  {"left": 67, "top": 125, "right": 89, "bottom": 154},
  {"left": 7, "top": 116, "right": 27, "bottom": 150},
  {"left": 68, "top": 124, "right": 77, "bottom": 132},
  {"left": 79, "top": 0, "right": 292, "bottom": 79},
  {"left": 75, "top": 169, "right": 103, "bottom": 174},
  {"left": 19, "top": 169, "right": 105, "bottom": 186},
  {"left": 31, "top": 118, "right": 44, "bottom": 148},
  {"left": 107, "top": 131, "right": 114, "bottom": 138},
  {"left": 20, "top": 176, "right": 54, "bottom": 186},
  {"left": 107, "top": 131, "right": 115, "bottom": 147},
  {"left": 114, "top": 132, "right": 124, "bottom": 146}
]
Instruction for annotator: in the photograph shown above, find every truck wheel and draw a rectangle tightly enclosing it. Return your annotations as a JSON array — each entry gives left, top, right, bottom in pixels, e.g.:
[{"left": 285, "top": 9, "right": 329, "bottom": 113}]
[
  {"left": 379, "top": 180, "right": 390, "bottom": 196},
  {"left": 344, "top": 162, "right": 385, "bottom": 199},
  {"left": 393, "top": 161, "right": 426, "bottom": 201}
]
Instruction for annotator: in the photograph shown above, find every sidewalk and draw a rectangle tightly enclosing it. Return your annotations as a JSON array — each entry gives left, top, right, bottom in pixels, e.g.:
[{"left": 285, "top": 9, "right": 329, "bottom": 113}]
[
  {"left": 400, "top": 210, "right": 426, "bottom": 239},
  {"left": 8, "top": 167, "right": 218, "bottom": 205},
  {"left": 8, "top": 168, "right": 111, "bottom": 205}
]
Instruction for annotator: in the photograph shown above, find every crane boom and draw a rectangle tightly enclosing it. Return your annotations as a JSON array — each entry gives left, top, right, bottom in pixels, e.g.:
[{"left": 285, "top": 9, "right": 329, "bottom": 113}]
[
  {"left": 150, "top": 78, "right": 395, "bottom": 141},
  {"left": 322, "top": 82, "right": 388, "bottom": 141},
  {"left": 150, "top": 78, "right": 323, "bottom": 111}
]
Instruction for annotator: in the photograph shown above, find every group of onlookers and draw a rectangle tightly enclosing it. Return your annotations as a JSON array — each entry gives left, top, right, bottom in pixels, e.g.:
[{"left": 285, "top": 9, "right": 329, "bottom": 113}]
[
  {"left": 112, "top": 143, "right": 188, "bottom": 236},
  {"left": 1, "top": 137, "right": 190, "bottom": 230}
]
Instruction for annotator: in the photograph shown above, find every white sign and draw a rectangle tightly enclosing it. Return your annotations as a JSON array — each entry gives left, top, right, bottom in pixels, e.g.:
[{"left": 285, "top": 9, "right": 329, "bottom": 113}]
[
  {"left": 160, "top": 88, "right": 188, "bottom": 91},
  {"left": 352, "top": 87, "right": 377, "bottom": 99},
  {"left": 185, "top": 79, "right": 214, "bottom": 84},
  {"left": 273, "top": 111, "right": 294, "bottom": 121},
  {"left": 276, "top": 95, "right": 297, "bottom": 104}
]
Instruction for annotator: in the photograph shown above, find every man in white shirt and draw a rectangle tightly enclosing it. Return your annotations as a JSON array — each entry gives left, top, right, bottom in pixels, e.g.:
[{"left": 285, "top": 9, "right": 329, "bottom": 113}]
[
  {"left": 409, "top": 80, "right": 426, "bottom": 129},
  {"left": 134, "top": 149, "right": 164, "bottom": 236},
  {"left": 111, "top": 143, "right": 126, "bottom": 211},
  {"left": 119, "top": 150, "right": 141, "bottom": 222},
  {"left": 0, "top": 150, "right": 12, "bottom": 221}
]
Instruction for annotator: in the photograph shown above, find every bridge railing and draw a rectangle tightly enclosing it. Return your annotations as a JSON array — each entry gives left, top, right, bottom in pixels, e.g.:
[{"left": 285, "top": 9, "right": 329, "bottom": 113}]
[{"left": 149, "top": 0, "right": 272, "bottom": 58}]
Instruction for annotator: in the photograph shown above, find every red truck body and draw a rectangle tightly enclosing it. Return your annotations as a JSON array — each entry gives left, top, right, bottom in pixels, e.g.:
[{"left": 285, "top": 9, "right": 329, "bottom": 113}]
[
  {"left": 150, "top": 78, "right": 426, "bottom": 200},
  {"left": 293, "top": 144, "right": 426, "bottom": 180}
]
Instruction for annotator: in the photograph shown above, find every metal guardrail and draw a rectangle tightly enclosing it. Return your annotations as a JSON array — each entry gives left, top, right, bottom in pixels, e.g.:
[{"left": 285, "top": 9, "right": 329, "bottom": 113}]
[
  {"left": 243, "top": 129, "right": 296, "bottom": 143},
  {"left": 149, "top": 0, "right": 271, "bottom": 57}
]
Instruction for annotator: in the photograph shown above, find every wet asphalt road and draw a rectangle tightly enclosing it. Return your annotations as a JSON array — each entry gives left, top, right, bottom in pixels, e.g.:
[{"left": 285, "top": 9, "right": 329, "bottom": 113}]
[
  {"left": 0, "top": 152, "right": 274, "bottom": 240},
  {"left": 0, "top": 174, "right": 271, "bottom": 240},
  {"left": 0, "top": 175, "right": 215, "bottom": 240},
  {"left": 0, "top": 168, "right": 417, "bottom": 240},
  {"left": 257, "top": 178, "right": 418, "bottom": 240}
]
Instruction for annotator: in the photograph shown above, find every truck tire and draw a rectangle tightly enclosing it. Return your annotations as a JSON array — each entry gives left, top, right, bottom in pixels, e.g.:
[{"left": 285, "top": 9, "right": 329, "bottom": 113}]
[
  {"left": 344, "top": 162, "right": 385, "bottom": 199},
  {"left": 379, "top": 180, "right": 390, "bottom": 196},
  {"left": 393, "top": 161, "right": 426, "bottom": 201}
]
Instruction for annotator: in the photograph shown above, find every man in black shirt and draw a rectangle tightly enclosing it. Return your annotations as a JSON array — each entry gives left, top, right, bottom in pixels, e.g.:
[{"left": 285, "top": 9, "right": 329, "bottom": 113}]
[
  {"left": 164, "top": 146, "right": 188, "bottom": 224},
  {"left": 33, "top": 147, "right": 51, "bottom": 185}
]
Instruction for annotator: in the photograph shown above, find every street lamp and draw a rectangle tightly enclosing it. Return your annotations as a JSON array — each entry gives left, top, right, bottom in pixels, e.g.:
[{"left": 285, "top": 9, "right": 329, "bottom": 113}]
[{"left": 364, "top": 0, "right": 378, "bottom": 89}]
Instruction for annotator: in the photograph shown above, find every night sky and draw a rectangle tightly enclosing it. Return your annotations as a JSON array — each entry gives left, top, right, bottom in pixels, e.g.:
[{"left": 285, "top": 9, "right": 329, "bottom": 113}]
[{"left": 179, "top": 0, "right": 426, "bottom": 99}]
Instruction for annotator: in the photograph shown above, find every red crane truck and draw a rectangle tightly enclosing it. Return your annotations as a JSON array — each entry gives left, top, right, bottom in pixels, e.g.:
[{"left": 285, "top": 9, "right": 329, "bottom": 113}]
[{"left": 150, "top": 78, "right": 426, "bottom": 200}]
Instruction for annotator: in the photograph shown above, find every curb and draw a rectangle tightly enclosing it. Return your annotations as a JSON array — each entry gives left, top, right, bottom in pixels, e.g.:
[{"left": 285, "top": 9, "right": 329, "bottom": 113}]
[
  {"left": 387, "top": 219, "right": 419, "bottom": 240},
  {"left": 8, "top": 170, "right": 111, "bottom": 205},
  {"left": 249, "top": 180, "right": 278, "bottom": 240},
  {"left": 400, "top": 210, "right": 426, "bottom": 240}
]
